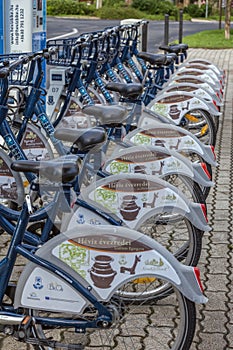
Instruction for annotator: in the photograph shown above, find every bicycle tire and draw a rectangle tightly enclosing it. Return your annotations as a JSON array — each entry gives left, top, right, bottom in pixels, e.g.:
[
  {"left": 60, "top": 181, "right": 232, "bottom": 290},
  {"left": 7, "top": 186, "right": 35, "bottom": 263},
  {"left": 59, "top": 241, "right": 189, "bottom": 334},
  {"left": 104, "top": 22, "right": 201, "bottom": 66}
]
[
  {"left": 163, "top": 173, "right": 206, "bottom": 205},
  {"left": 29, "top": 283, "right": 196, "bottom": 350},
  {"left": 114, "top": 217, "right": 202, "bottom": 302},
  {"left": 138, "top": 216, "right": 202, "bottom": 266},
  {"left": 0, "top": 148, "right": 25, "bottom": 210}
]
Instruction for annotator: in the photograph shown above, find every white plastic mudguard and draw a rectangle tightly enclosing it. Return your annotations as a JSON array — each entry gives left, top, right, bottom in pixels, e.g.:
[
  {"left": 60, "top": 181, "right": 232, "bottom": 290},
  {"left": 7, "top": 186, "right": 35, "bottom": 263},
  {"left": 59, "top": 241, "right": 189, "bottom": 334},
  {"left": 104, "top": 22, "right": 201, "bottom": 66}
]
[
  {"left": 177, "top": 65, "right": 220, "bottom": 83},
  {"left": 76, "top": 173, "right": 210, "bottom": 232},
  {"left": 14, "top": 224, "right": 208, "bottom": 314},
  {"left": 20, "top": 124, "right": 54, "bottom": 161},
  {"left": 166, "top": 75, "right": 223, "bottom": 101},
  {"left": 185, "top": 59, "right": 225, "bottom": 81},
  {"left": 171, "top": 68, "right": 222, "bottom": 90},
  {"left": 177, "top": 62, "right": 225, "bottom": 87},
  {"left": 104, "top": 145, "right": 213, "bottom": 187},
  {"left": 123, "top": 120, "right": 217, "bottom": 166},
  {"left": 158, "top": 83, "right": 223, "bottom": 107},
  {"left": 148, "top": 91, "right": 221, "bottom": 126}
]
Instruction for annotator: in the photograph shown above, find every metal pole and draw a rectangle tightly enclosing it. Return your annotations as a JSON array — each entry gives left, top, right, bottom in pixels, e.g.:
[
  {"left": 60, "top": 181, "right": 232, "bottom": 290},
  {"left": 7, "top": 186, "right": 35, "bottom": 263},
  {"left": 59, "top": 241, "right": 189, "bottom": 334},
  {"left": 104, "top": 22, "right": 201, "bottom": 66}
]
[
  {"left": 178, "top": 10, "right": 183, "bottom": 43},
  {"left": 205, "top": 0, "right": 208, "bottom": 18},
  {"left": 164, "top": 14, "right": 169, "bottom": 45},
  {"left": 219, "top": 0, "right": 222, "bottom": 29},
  {"left": 141, "top": 22, "right": 148, "bottom": 52},
  {"left": 96, "top": 0, "right": 102, "bottom": 9}
]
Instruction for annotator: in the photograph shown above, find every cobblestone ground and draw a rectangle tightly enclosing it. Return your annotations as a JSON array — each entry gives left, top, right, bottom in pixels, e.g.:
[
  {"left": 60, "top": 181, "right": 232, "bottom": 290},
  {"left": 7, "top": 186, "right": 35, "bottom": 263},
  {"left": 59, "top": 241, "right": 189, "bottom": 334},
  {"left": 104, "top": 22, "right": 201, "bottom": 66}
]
[{"left": 0, "top": 48, "right": 233, "bottom": 349}]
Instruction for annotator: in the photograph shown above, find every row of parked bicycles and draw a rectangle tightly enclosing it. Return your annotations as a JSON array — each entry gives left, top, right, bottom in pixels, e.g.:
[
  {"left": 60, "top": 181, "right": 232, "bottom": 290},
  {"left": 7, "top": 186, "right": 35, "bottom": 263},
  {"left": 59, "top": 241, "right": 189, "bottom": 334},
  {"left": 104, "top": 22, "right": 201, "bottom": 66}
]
[{"left": 0, "top": 20, "right": 223, "bottom": 349}]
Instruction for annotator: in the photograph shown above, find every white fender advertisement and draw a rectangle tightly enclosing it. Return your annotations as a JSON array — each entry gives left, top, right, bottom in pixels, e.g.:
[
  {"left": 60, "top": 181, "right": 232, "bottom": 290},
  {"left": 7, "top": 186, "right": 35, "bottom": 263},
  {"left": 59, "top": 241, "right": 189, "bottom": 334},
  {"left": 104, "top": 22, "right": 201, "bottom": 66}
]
[
  {"left": 167, "top": 75, "right": 223, "bottom": 100},
  {"left": 14, "top": 225, "right": 208, "bottom": 313},
  {"left": 78, "top": 174, "right": 210, "bottom": 231},
  {"left": 124, "top": 123, "right": 217, "bottom": 166},
  {"left": 148, "top": 92, "right": 221, "bottom": 126},
  {"left": 158, "top": 83, "right": 223, "bottom": 107},
  {"left": 103, "top": 145, "right": 213, "bottom": 187}
]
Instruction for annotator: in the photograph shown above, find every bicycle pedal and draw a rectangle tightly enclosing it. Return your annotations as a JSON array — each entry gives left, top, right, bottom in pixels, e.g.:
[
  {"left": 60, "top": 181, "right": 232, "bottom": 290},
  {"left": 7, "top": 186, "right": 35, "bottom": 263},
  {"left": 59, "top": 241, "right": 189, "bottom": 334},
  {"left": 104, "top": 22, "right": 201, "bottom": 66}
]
[{"left": 17, "top": 315, "right": 33, "bottom": 339}]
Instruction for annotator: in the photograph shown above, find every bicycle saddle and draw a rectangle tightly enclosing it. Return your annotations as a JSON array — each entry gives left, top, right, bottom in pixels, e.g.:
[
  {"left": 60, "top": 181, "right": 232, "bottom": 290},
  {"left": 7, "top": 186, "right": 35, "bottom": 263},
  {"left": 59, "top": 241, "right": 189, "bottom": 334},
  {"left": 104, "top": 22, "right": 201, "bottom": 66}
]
[
  {"left": 137, "top": 52, "right": 167, "bottom": 66},
  {"left": 82, "top": 104, "right": 129, "bottom": 124},
  {"left": 166, "top": 52, "right": 178, "bottom": 61},
  {"left": 105, "top": 82, "right": 143, "bottom": 99},
  {"left": 11, "top": 157, "right": 80, "bottom": 183},
  {"left": 164, "top": 54, "right": 176, "bottom": 66},
  {"left": 54, "top": 126, "right": 106, "bottom": 152},
  {"left": 159, "top": 44, "right": 188, "bottom": 54},
  {"left": 170, "top": 43, "right": 189, "bottom": 51}
]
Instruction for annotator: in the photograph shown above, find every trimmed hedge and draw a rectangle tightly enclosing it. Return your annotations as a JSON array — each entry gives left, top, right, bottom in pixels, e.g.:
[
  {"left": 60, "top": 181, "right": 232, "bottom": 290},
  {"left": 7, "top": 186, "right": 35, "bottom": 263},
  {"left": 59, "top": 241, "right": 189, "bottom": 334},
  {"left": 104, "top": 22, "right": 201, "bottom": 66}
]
[
  {"left": 95, "top": 6, "right": 145, "bottom": 19},
  {"left": 47, "top": 0, "right": 95, "bottom": 16},
  {"left": 132, "top": 0, "right": 178, "bottom": 16}
]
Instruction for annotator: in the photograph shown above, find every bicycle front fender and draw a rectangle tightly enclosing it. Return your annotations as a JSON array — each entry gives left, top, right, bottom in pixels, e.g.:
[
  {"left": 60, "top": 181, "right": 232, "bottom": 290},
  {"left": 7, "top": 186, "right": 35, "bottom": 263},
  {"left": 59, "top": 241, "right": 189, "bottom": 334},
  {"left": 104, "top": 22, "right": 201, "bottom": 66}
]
[
  {"left": 192, "top": 163, "right": 214, "bottom": 187},
  {"left": 185, "top": 59, "right": 224, "bottom": 78},
  {"left": 172, "top": 69, "right": 222, "bottom": 90},
  {"left": 158, "top": 82, "right": 223, "bottom": 107}
]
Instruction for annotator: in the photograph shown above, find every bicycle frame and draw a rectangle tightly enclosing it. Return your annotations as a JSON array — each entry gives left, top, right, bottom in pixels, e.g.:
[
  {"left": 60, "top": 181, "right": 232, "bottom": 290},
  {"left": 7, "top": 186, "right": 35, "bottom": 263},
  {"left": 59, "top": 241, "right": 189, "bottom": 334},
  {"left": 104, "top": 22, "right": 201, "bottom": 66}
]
[
  {"left": 0, "top": 202, "right": 113, "bottom": 329},
  {"left": 0, "top": 199, "right": 207, "bottom": 336},
  {"left": 0, "top": 169, "right": 208, "bottom": 334}
]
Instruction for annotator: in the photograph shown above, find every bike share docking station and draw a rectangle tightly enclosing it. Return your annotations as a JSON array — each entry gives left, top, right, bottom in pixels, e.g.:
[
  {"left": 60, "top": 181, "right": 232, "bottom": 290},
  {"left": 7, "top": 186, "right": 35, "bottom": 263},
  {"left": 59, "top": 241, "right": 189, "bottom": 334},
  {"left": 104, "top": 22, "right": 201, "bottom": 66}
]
[{"left": 120, "top": 19, "right": 148, "bottom": 52}]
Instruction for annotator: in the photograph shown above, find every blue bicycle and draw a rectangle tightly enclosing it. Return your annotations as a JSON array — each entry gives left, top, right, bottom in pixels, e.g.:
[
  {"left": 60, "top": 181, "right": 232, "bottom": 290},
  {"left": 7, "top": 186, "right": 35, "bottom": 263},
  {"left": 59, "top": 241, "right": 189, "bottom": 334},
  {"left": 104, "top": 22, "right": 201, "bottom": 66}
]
[{"left": 0, "top": 157, "right": 207, "bottom": 350}]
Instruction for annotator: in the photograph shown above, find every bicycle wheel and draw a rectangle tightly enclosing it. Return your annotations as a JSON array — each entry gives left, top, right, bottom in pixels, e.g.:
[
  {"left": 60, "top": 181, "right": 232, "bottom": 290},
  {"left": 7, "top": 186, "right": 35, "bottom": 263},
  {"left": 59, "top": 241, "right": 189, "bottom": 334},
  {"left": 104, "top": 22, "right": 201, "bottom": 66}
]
[
  {"left": 163, "top": 174, "right": 206, "bottom": 204},
  {"left": 0, "top": 148, "right": 25, "bottom": 210},
  {"left": 182, "top": 108, "right": 216, "bottom": 146},
  {"left": 138, "top": 216, "right": 202, "bottom": 267},
  {"left": 114, "top": 217, "right": 202, "bottom": 302},
  {"left": 51, "top": 89, "right": 104, "bottom": 129},
  {"left": 29, "top": 282, "right": 196, "bottom": 350}
]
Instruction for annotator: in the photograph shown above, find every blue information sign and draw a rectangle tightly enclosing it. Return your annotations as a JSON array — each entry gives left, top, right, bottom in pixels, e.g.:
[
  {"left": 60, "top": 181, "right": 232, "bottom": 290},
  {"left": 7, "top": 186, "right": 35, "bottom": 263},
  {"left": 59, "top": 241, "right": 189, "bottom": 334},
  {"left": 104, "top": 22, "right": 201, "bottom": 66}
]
[
  {"left": 0, "top": 0, "right": 46, "bottom": 54},
  {"left": 0, "top": 0, "right": 4, "bottom": 53},
  {"left": 0, "top": 0, "right": 47, "bottom": 86}
]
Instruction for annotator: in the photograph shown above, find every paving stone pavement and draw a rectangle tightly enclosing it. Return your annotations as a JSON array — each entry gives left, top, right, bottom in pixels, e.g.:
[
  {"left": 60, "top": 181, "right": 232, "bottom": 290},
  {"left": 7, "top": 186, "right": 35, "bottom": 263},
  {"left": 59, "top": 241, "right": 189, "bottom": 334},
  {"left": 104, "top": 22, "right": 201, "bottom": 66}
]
[
  {"left": 186, "top": 48, "right": 233, "bottom": 350},
  {"left": 0, "top": 48, "right": 233, "bottom": 349}
]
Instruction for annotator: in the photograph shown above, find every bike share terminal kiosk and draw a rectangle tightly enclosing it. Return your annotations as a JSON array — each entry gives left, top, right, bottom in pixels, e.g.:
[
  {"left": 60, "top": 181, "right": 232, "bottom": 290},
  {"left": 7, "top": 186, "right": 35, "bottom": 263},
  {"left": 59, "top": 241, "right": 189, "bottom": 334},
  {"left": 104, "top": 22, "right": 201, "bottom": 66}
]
[{"left": 0, "top": 0, "right": 46, "bottom": 54}]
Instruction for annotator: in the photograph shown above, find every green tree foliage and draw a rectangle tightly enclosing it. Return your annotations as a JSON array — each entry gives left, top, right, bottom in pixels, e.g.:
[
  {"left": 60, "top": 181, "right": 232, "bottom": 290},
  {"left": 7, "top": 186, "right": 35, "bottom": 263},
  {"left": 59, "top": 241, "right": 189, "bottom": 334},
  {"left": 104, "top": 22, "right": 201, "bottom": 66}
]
[
  {"left": 96, "top": 6, "right": 145, "bottom": 19},
  {"left": 132, "top": 0, "right": 177, "bottom": 16},
  {"left": 47, "top": 0, "right": 95, "bottom": 16},
  {"left": 183, "top": 4, "right": 212, "bottom": 17},
  {"left": 103, "top": 0, "right": 125, "bottom": 7}
]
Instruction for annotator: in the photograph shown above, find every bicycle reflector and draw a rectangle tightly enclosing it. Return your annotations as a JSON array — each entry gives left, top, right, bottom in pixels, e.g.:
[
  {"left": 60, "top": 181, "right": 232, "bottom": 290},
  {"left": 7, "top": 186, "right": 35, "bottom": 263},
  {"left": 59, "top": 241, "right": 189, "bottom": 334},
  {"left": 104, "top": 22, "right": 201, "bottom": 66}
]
[
  {"left": 212, "top": 99, "right": 220, "bottom": 111},
  {"left": 200, "top": 203, "right": 208, "bottom": 223},
  {"left": 194, "top": 267, "right": 204, "bottom": 293},
  {"left": 210, "top": 145, "right": 216, "bottom": 160},
  {"left": 200, "top": 162, "right": 211, "bottom": 179},
  {"left": 133, "top": 277, "right": 156, "bottom": 284},
  {"left": 200, "top": 124, "right": 209, "bottom": 136}
]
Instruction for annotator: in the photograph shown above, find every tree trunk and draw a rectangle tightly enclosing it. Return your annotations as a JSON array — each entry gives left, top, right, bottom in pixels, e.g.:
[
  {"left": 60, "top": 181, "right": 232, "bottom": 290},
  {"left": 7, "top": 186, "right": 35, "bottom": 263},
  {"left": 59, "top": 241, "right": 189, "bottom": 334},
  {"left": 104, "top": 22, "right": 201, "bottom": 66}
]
[
  {"left": 96, "top": 0, "right": 102, "bottom": 9},
  {"left": 225, "top": 0, "right": 231, "bottom": 39}
]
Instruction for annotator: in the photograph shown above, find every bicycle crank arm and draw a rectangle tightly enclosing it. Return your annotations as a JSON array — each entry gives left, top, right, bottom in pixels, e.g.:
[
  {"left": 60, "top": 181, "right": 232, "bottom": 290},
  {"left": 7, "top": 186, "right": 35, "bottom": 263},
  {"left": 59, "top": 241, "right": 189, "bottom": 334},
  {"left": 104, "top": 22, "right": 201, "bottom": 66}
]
[{"left": 26, "top": 337, "right": 84, "bottom": 349}]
